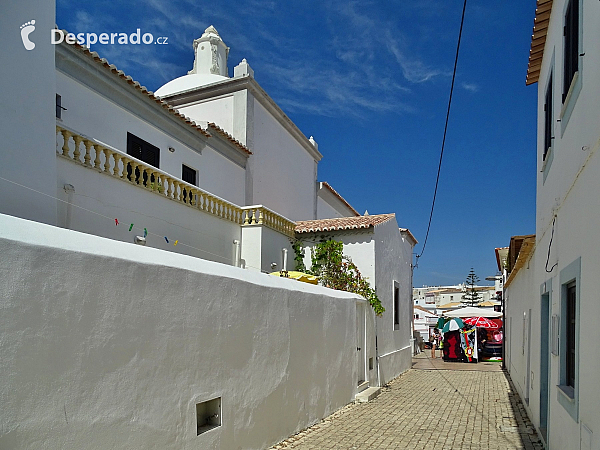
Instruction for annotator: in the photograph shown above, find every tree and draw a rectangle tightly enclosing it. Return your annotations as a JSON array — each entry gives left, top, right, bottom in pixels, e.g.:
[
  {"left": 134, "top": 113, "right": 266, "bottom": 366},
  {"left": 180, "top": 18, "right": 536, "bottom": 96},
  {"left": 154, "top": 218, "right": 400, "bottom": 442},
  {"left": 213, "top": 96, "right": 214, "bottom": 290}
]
[{"left": 461, "top": 268, "right": 482, "bottom": 306}]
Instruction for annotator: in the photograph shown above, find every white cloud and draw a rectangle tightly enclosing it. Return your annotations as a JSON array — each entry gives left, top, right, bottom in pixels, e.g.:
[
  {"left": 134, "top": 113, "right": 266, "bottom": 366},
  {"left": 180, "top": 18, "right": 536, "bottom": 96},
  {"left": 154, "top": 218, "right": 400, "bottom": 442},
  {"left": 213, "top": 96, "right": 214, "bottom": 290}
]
[{"left": 461, "top": 82, "right": 479, "bottom": 93}]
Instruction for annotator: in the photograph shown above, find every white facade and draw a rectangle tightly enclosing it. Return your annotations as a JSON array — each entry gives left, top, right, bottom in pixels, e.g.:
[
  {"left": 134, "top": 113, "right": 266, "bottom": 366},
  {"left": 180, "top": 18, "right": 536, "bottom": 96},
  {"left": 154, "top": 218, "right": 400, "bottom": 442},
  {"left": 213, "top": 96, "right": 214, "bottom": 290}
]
[
  {"left": 504, "top": 1, "right": 600, "bottom": 449},
  {"left": 297, "top": 215, "right": 417, "bottom": 385},
  {"left": 0, "top": 214, "right": 364, "bottom": 450}
]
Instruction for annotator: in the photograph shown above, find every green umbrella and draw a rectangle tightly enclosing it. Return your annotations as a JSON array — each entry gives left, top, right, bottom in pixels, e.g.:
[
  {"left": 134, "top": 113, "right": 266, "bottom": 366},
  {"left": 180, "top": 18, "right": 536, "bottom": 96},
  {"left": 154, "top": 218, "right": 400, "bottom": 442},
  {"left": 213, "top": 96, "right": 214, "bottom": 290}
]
[
  {"left": 442, "top": 317, "right": 465, "bottom": 333},
  {"left": 436, "top": 317, "right": 445, "bottom": 329}
]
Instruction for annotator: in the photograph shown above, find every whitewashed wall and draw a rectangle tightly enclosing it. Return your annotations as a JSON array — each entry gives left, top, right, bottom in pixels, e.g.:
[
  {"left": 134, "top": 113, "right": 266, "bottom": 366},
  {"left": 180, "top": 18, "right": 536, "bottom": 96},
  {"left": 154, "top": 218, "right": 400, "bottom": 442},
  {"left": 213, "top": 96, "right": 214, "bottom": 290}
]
[
  {"left": 0, "top": 0, "right": 57, "bottom": 225},
  {"left": 504, "top": 254, "right": 537, "bottom": 422},
  {"left": 374, "top": 219, "right": 414, "bottom": 384},
  {"left": 0, "top": 214, "right": 363, "bottom": 450},
  {"left": 525, "top": 1, "right": 600, "bottom": 449},
  {"left": 176, "top": 95, "right": 235, "bottom": 136},
  {"left": 56, "top": 157, "right": 241, "bottom": 266},
  {"left": 252, "top": 99, "right": 317, "bottom": 221},
  {"left": 56, "top": 56, "right": 246, "bottom": 206}
]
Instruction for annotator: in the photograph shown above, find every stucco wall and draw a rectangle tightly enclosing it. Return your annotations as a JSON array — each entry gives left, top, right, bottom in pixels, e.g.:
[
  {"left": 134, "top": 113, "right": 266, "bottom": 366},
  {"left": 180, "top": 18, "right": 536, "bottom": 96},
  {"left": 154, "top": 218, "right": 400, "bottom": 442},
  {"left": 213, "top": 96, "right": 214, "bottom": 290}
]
[
  {"left": 56, "top": 156, "right": 242, "bottom": 266},
  {"left": 252, "top": 99, "right": 317, "bottom": 221},
  {"left": 0, "top": 0, "right": 57, "bottom": 225},
  {"left": 177, "top": 94, "right": 235, "bottom": 136},
  {"left": 56, "top": 64, "right": 246, "bottom": 206},
  {"left": 0, "top": 213, "right": 363, "bottom": 450},
  {"left": 374, "top": 218, "right": 414, "bottom": 384},
  {"left": 529, "top": 1, "right": 600, "bottom": 448}
]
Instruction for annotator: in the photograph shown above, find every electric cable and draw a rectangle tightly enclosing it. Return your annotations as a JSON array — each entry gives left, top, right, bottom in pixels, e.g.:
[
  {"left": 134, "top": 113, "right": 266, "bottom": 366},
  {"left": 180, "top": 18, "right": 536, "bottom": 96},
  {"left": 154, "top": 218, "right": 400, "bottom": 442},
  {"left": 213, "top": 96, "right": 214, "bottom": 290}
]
[{"left": 416, "top": 0, "right": 468, "bottom": 266}]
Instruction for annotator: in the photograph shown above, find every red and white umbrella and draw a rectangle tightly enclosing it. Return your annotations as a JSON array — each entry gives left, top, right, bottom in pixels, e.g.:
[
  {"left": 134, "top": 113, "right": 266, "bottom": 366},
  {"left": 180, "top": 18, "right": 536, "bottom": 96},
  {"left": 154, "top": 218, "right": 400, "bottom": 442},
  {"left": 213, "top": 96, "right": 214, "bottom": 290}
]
[{"left": 463, "top": 317, "right": 500, "bottom": 329}]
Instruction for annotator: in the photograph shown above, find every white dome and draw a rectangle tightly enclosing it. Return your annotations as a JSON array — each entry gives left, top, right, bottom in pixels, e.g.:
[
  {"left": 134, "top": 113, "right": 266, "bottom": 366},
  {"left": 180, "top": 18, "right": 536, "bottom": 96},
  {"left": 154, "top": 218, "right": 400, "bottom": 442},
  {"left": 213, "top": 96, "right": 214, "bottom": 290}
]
[{"left": 155, "top": 73, "right": 228, "bottom": 97}]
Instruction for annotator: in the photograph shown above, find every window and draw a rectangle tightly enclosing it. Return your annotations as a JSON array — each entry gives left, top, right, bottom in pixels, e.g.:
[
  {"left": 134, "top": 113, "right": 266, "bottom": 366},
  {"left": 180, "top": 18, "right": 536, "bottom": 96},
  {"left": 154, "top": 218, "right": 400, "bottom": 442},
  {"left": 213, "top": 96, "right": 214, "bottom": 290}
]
[
  {"left": 56, "top": 94, "right": 65, "bottom": 119},
  {"left": 126, "top": 132, "right": 160, "bottom": 185},
  {"left": 182, "top": 164, "right": 197, "bottom": 185},
  {"left": 181, "top": 164, "right": 197, "bottom": 204},
  {"left": 565, "top": 281, "right": 576, "bottom": 388},
  {"left": 543, "top": 73, "right": 553, "bottom": 161},
  {"left": 557, "top": 257, "right": 580, "bottom": 421},
  {"left": 393, "top": 282, "right": 400, "bottom": 330},
  {"left": 563, "top": 0, "right": 579, "bottom": 103}
]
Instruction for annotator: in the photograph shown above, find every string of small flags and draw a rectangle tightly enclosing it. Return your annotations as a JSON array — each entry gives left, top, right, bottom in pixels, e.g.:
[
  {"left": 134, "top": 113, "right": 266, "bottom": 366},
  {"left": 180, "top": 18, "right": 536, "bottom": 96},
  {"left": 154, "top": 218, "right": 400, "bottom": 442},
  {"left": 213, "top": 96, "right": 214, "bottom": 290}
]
[{"left": 114, "top": 218, "right": 179, "bottom": 247}]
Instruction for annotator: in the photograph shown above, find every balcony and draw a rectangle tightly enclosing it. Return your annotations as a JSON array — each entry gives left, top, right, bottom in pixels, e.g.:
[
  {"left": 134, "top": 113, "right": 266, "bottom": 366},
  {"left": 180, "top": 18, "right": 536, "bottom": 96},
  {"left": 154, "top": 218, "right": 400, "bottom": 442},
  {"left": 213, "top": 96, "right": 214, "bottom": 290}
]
[{"left": 55, "top": 125, "right": 295, "bottom": 271}]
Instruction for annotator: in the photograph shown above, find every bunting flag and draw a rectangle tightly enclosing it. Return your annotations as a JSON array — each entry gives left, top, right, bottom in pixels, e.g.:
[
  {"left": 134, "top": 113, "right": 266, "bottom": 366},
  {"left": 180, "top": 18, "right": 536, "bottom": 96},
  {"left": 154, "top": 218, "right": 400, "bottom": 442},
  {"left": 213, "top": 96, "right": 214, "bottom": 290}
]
[
  {"left": 144, "top": 228, "right": 148, "bottom": 237},
  {"left": 164, "top": 237, "right": 169, "bottom": 243},
  {"left": 129, "top": 223, "right": 134, "bottom": 231},
  {"left": 115, "top": 218, "right": 119, "bottom": 226},
  {"left": 174, "top": 240, "right": 178, "bottom": 246}
]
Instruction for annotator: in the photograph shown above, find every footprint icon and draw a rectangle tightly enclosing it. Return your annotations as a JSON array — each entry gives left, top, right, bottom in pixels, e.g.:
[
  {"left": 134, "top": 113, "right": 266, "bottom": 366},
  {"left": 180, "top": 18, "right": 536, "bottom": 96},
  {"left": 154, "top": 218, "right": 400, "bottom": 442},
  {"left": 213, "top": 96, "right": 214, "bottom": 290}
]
[{"left": 20, "top": 20, "right": 36, "bottom": 51}]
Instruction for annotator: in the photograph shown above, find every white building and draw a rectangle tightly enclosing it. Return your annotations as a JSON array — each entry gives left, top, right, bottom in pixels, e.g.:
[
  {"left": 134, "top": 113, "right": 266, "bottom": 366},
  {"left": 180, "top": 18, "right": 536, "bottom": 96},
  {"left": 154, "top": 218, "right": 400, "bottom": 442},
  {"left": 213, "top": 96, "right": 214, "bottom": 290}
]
[
  {"left": 155, "top": 26, "right": 322, "bottom": 222},
  {"left": 503, "top": 1, "right": 600, "bottom": 449},
  {"left": 295, "top": 214, "right": 417, "bottom": 385},
  {"left": 413, "top": 285, "right": 498, "bottom": 309}
]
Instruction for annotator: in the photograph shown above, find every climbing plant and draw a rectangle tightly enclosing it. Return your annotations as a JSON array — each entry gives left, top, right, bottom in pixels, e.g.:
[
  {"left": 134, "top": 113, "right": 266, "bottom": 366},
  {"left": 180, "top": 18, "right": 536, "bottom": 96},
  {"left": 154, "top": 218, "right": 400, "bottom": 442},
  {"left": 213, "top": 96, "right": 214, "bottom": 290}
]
[
  {"left": 293, "top": 239, "right": 385, "bottom": 316},
  {"left": 291, "top": 239, "right": 307, "bottom": 272}
]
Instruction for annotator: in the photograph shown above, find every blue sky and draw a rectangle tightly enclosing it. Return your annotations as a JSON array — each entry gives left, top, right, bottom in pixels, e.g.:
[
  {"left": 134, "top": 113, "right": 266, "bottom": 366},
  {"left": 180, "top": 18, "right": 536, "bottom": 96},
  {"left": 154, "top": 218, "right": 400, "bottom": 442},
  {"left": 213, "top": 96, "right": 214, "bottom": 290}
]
[{"left": 56, "top": 0, "right": 538, "bottom": 287}]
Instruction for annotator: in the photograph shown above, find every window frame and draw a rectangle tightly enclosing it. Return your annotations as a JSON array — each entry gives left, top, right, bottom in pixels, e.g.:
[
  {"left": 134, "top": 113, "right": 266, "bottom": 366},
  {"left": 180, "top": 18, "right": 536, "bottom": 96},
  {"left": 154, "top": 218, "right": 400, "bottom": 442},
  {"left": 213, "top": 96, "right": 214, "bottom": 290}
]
[
  {"left": 557, "top": 257, "right": 580, "bottom": 422},
  {"left": 126, "top": 132, "right": 160, "bottom": 185},
  {"left": 559, "top": 0, "right": 583, "bottom": 134}
]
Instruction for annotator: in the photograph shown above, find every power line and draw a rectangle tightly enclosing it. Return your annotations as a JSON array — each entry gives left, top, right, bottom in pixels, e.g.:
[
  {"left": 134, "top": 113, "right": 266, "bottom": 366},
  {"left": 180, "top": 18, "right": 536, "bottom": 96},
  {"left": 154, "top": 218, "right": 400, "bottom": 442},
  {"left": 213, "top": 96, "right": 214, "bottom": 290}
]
[{"left": 416, "top": 0, "right": 468, "bottom": 266}]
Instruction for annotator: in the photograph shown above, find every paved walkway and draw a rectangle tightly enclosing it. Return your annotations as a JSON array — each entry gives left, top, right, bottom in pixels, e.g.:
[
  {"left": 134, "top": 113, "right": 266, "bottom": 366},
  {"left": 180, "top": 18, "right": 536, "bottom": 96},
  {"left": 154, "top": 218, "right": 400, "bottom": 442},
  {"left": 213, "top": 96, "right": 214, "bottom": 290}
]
[{"left": 269, "top": 353, "right": 543, "bottom": 450}]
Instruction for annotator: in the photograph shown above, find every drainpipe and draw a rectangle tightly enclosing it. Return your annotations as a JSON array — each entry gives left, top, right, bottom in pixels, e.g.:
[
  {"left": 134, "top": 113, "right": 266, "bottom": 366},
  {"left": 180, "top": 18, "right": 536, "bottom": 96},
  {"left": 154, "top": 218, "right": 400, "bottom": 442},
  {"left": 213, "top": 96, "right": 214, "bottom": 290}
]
[
  {"left": 233, "top": 239, "right": 241, "bottom": 267},
  {"left": 281, "top": 248, "right": 288, "bottom": 271},
  {"left": 63, "top": 184, "right": 75, "bottom": 229}
]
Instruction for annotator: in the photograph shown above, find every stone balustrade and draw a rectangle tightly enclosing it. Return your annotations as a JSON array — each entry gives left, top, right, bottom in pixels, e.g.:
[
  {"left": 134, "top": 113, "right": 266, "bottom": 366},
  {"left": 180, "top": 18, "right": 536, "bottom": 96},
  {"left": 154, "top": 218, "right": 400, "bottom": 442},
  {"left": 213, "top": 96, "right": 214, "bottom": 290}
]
[{"left": 56, "top": 125, "right": 296, "bottom": 237}]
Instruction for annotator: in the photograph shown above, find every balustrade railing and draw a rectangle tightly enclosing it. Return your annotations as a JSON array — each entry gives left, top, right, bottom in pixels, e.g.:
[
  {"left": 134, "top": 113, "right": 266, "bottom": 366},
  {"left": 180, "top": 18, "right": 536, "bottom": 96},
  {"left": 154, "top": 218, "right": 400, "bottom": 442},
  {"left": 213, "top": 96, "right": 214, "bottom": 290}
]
[{"left": 56, "top": 125, "right": 296, "bottom": 237}]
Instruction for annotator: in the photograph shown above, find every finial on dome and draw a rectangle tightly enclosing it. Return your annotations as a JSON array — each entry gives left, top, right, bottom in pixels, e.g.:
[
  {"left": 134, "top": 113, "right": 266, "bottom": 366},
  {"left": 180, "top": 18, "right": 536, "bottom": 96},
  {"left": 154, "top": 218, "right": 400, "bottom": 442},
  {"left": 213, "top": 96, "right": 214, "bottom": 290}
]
[{"left": 188, "top": 25, "right": 230, "bottom": 77}]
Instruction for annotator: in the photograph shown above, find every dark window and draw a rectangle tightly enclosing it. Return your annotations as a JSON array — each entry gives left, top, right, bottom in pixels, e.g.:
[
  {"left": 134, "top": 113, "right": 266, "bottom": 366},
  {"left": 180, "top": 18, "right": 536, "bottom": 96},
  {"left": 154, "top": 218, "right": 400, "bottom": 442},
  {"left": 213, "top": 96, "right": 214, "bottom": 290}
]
[
  {"left": 565, "top": 281, "right": 576, "bottom": 388},
  {"left": 126, "top": 132, "right": 160, "bottom": 185},
  {"left": 544, "top": 73, "right": 553, "bottom": 161},
  {"left": 563, "top": 0, "right": 579, "bottom": 102},
  {"left": 181, "top": 164, "right": 197, "bottom": 203},
  {"left": 393, "top": 284, "right": 400, "bottom": 329},
  {"left": 182, "top": 164, "right": 197, "bottom": 185},
  {"left": 56, "top": 94, "right": 64, "bottom": 119}
]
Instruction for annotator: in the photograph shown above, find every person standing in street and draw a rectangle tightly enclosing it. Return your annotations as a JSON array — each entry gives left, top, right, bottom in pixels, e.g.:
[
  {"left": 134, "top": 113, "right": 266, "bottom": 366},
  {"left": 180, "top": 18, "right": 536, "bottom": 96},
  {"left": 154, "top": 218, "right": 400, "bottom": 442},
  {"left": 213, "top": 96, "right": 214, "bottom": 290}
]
[{"left": 431, "top": 328, "right": 441, "bottom": 358}]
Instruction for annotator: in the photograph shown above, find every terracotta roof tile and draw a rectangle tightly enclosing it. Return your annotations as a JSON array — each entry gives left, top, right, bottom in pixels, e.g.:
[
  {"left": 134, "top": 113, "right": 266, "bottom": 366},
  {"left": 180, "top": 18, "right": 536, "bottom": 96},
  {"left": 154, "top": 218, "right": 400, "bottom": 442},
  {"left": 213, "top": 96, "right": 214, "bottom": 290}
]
[
  {"left": 207, "top": 122, "right": 252, "bottom": 155},
  {"left": 295, "top": 213, "right": 395, "bottom": 233}
]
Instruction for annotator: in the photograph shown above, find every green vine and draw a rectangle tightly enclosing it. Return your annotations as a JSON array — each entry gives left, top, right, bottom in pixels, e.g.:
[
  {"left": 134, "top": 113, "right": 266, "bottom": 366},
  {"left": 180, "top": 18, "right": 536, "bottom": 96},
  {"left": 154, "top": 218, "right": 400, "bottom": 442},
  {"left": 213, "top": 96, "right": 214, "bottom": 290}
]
[{"left": 293, "top": 239, "right": 384, "bottom": 316}]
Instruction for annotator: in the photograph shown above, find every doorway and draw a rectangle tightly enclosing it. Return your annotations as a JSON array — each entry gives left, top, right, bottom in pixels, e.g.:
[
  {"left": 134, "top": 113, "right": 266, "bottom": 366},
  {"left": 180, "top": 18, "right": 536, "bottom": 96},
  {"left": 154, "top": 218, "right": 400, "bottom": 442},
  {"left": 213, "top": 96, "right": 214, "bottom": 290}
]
[
  {"left": 356, "top": 304, "right": 366, "bottom": 386},
  {"left": 539, "top": 293, "right": 550, "bottom": 443}
]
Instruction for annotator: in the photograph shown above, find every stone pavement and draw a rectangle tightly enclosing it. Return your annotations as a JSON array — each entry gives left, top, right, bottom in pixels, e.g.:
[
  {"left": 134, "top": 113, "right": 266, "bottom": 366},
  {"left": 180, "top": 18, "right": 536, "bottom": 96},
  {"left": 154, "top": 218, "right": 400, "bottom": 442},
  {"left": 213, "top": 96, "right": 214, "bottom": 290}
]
[{"left": 269, "top": 353, "right": 543, "bottom": 450}]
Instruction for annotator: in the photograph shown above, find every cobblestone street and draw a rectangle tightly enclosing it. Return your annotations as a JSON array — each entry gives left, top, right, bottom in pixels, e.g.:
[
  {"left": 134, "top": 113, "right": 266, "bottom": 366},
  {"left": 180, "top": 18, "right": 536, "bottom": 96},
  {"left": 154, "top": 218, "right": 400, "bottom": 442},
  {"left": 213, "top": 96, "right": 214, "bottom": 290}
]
[{"left": 270, "top": 354, "right": 543, "bottom": 450}]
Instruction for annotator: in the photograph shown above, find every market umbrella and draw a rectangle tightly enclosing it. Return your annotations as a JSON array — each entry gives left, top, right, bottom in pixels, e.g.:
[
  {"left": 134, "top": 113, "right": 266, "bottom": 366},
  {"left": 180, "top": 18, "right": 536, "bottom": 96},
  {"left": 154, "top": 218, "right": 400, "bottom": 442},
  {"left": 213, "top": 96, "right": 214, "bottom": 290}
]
[
  {"left": 442, "top": 317, "right": 465, "bottom": 333},
  {"left": 444, "top": 306, "right": 502, "bottom": 318},
  {"left": 463, "top": 317, "right": 500, "bottom": 329}
]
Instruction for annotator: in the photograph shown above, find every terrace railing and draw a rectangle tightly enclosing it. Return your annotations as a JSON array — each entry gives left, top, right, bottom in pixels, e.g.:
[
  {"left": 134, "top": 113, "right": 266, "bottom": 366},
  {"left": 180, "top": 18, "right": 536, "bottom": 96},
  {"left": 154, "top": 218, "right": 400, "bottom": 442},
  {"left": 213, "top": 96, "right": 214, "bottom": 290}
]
[{"left": 56, "top": 124, "right": 295, "bottom": 237}]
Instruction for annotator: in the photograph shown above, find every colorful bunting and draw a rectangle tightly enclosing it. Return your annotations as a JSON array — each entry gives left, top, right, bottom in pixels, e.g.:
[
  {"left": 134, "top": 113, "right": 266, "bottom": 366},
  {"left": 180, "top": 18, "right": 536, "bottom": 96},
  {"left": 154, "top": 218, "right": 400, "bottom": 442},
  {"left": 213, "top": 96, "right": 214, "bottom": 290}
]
[
  {"left": 129, "top": 223, "right": 134, "bottom": 231},
  {"left": 164, "top": 237, "right": 169, "bottom": 243},
  {"left": 143, "top": 228, "right": 148, "bottom": 237},
  {"left": 115, "top": 218, "right": 119, "bottom": 226},
  {"left": 174, "top": 240, "right": 178, "bottom": 246}
]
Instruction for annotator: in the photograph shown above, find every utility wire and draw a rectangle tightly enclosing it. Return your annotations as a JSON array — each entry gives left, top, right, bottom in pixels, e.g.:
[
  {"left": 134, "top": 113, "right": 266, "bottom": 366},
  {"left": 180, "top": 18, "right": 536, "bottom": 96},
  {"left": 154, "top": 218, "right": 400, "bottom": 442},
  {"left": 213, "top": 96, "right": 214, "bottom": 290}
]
[{"left": 416, "top": 0, "right": 468, "bottom": 266}]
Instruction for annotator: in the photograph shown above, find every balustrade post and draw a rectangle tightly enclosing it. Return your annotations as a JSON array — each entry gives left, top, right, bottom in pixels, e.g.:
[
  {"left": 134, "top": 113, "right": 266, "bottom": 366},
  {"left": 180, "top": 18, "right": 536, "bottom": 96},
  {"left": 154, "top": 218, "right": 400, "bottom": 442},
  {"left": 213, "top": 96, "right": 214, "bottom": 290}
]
[
  {"left": 73, "top": 135, "right": 82, "bottom": 163},
  {"left": 83, "top": 140, "right": 93, "bottom": 167},
  {"left": 93, "top": 145, "right": 102, "bottom": 169},
  {"left": 103, "top": 148, "right": 113, "bottom": 173},
  {"left": 60, "top": 129, "right": 72, "bottom": 157},
  {"left": 113, "top": 153, "right": 122, "bottom": 177}
]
